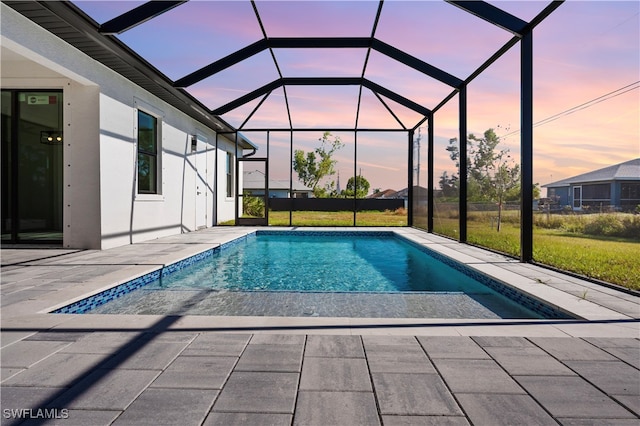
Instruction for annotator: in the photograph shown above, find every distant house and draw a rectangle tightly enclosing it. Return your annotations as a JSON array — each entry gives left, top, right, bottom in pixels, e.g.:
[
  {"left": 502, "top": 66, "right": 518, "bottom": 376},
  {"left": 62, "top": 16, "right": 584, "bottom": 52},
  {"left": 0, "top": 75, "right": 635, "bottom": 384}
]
[
  {"left": 369, "top": 186, "right": 428, "bottom": 200},
  {"left": 542, "top": 158, "right": 640, "bottom": 212},
  {"left": 394, "top": 186, "right": 428, "bottom": 201},
  {"left": 368, "top": 189, "right": 400, "bottom": 199},
  {"left": 368, "top": 186, "right": 429, "bottom": 209},
  {"left": 243, "top": 170, "right": 313, "bottom": 198}
]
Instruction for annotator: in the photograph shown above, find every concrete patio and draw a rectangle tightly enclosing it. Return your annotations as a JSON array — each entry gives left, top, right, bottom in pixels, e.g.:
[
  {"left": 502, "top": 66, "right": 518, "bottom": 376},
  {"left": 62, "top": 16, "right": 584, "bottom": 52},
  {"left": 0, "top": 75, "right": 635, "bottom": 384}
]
[{"left": 1, "top": 227, "right": 638, "bottom": 425}]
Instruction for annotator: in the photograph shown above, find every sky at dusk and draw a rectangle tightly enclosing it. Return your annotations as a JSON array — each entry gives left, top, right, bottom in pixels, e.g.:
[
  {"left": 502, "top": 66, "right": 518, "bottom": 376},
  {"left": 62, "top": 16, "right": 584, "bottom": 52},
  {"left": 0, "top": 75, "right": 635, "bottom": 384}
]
[{"left": 75, "top": 0, "right": 639, "bottom": 194}]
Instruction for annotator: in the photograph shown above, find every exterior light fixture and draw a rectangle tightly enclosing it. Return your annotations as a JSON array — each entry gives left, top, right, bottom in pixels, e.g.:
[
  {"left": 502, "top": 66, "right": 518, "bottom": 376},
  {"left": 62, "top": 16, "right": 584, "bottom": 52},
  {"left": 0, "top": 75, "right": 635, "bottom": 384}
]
[
  {"left": 40, "top": 131, "right": 63, "bottom": 145},
  {"left": 191, "top": 134, "right": 197, "bottom": 152}
]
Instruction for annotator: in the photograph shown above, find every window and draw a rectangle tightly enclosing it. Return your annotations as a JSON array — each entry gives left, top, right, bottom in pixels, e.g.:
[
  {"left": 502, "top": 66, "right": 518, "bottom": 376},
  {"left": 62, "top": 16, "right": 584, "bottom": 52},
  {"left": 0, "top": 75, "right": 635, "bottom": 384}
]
[
  {"left": 137, "top": 110, "right": 158, "bottom": 194},
  {"left": 621, "top": 183, "right": 640, "bottom": 200},
  {"left": 621, "top": 183, "right": 640, "bottom": 210},
  {"left": 226, "top": 152, "right": 234, "bottom": 197},
  {"left": 581, "top": 183, "right": 610, "bottom": 201}
]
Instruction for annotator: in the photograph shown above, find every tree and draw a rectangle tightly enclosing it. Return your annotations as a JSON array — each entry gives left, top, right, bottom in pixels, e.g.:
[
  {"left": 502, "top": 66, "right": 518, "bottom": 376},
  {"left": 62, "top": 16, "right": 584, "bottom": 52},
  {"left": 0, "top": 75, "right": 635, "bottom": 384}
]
[
  {"left": 343, "top": 175, "right": 370, "bottom": 198},
  {"left": 444, "top": 128, "right": 521, "bottom": 232},
  {"left": 438, "top": 170, "right": 458, "bottom": 198},
  {"left": 293, "top": 132, "right": 344, "bottom": 198}
]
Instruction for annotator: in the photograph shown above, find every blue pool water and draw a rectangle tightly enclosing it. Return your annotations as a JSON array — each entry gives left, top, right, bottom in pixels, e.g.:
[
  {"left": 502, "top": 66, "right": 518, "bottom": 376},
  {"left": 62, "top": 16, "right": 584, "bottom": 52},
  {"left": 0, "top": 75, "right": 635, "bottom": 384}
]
[
  {"left": 68, "top": 232, "right": 571, "bottom": 319},
  {"left": 137, "top": 234, "right": 495, "bottom": 293}
]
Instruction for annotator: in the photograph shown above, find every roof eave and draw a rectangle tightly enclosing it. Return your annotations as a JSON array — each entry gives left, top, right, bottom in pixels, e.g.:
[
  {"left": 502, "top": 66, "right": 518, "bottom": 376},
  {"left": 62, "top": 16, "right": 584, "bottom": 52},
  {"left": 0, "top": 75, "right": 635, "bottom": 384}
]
[{"left": 3, "top": 1, "right": 235, "bottom": 135}]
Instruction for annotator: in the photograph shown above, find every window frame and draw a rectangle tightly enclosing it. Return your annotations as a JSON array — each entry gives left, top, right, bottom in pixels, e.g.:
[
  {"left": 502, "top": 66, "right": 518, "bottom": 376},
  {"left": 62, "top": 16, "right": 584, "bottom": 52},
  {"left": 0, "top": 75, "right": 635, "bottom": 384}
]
[
  {"left": 226, "top": 151, "right": 234, "bottom": 198},
  {"left": 134, "top": 99, "right": 163, "bottom": 200}
]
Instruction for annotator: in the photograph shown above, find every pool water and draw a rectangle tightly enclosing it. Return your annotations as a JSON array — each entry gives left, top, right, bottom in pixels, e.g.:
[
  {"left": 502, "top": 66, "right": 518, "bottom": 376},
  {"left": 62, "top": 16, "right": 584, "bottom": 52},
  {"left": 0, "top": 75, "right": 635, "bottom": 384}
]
[
  {"left": 85, "top": 232, "right": 552, "bottom": 319},
  {"left": 137, "top": 234, "right": 496, "bottom": 293}
]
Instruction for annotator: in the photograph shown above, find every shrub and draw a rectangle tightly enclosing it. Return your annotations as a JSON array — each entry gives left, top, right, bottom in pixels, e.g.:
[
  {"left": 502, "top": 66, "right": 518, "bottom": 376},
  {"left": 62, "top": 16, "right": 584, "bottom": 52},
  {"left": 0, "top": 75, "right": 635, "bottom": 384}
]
[
  {"left": 534, "top": 214, "right": 565, "bottom": 229},
  {"left": 500, "top": 213, "right": 521, "bottom": 224},
  {"left": 621, "top": 215, "right": 640, "bottom": 239},
  {"left": 242, "top": 194, "right": 265, "bottom": 217},
  {"left": 559, "top": 215, "right": 587, "bottom": 233},
  {"left": 393, "top": 207, "right": 407, "bottom": 216},
  {"left": 583, "top": 214, "right": 625, "bottom": 237}
]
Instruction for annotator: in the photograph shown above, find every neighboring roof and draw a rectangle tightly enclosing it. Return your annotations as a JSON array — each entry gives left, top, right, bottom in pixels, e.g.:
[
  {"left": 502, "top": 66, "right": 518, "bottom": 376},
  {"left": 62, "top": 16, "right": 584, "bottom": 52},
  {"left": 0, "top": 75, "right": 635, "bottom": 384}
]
[
  {"left": 367, "top": 186, "right": 427, "bottom": 199},
  {"left": 236, "top": 133, "right": 259, "bottom": 151},
  {"left": 367, "top": 189, "right": 399, "bottom": 199},
  {"left": 243, "top": 170, "right": 312, "bottom": 192},
  {"left": 543, "top": 158, "right": 640, "bottom": 188},
  {"left": 393, "top": 186, "right": 428, "bottom": 199}
]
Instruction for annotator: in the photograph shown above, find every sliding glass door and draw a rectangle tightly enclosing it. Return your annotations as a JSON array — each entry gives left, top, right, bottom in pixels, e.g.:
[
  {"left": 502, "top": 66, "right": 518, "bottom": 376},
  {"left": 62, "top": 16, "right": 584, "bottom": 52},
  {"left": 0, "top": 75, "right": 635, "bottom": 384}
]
[{"left": 1, "top": 90, "right": 63, "bottom": 243}]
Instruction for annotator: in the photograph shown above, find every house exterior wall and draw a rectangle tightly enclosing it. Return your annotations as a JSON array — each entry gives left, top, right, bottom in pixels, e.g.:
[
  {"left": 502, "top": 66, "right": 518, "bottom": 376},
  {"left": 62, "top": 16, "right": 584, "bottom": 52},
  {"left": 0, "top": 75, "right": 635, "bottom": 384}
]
[
  {"left": 547, "top": 181, "right": 640, "bottom": 212},
  {"left": 270, "top": 189, "right": 290, "bottom": 198},
  {"left": 216, "top": 138, "right": 238, "bottom": 223},
  {"left": 546, "top": 187, "right": 569, "bottom": 208},
  {"left": 1, "top": 4, "right": 235, "bottom": 249}
]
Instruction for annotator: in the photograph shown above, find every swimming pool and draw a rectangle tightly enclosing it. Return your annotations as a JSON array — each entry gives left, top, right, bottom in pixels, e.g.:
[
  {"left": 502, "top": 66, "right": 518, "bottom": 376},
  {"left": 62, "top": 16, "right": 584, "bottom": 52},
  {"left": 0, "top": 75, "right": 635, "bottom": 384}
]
[{"left": 53, "top": 231, "right": 572, "bottom": 319}]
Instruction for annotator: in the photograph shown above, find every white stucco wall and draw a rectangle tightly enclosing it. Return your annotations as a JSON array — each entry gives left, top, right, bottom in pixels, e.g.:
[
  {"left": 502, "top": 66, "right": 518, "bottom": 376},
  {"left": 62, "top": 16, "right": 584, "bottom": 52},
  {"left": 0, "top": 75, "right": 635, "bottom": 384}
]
[
  {"left": 1, "top": 4, "right": 238, "bottom": 249},
  {"left": 216, "top": 138, "right": 238, "bottom": 224}
]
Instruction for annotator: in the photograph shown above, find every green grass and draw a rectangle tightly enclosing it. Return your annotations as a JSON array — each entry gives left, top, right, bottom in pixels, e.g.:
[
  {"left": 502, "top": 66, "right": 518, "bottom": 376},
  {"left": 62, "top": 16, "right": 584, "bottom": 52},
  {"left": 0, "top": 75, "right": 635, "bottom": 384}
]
[
  {"left": 433, "top": 214, "right": 640, "bottom": 290},
  {"left": 533, "top": 231, "right": 640, "bottom": 290},
  {"left": 268, "top": 210, "right": 408, "bottom": 227}
]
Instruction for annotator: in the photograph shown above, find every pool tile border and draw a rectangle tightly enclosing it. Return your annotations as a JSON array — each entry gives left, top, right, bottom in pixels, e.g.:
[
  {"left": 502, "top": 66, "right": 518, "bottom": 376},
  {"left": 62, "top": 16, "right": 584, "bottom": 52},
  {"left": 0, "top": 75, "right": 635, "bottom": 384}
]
[
  {"left": 51, "top": 230, "right": 572, "bottom": 319},
  {"left": 393, "top": 235, "right": 573, "bottom": 319},
  {"left": 51, "top": 233, "right": 262, "bottom": 314},
  {"left": 52, "top": 248, "right": 213, "bottom": 314}
]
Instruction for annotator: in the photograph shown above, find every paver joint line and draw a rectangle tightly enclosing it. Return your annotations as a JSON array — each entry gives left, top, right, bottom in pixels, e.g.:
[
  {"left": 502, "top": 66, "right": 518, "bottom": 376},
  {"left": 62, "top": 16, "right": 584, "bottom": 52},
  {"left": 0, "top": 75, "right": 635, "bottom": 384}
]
[
  {"left": 1, "top": 228, "right": 639, "bottom": 424},
  {"left": 2, "top": 332, "right": 640, "bottom": 424}
]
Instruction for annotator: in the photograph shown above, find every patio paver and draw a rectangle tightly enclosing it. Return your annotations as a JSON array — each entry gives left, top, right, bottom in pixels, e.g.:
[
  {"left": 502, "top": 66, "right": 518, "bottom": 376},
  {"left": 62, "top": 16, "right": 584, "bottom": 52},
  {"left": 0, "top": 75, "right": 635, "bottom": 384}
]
[
  {"left": 235, "top": 343, "right": 304, "bottom": 372},
  {"left": 299, "top": 357, "right": 372, "bottom": 391},
  {"left": 455, "top": 393, "right": 558, "bottom": 426},
  {"left": 381, "top": 416, "right": 470, "bottom": 426},
  {"left": 364, "top": 343, "right": 436, "bottom": 374},
  {"left": 0, "top": 340, "right": 71, "bottom": 368},
  {"left": 150, "top": 356, "right": 237, "bottom": 389},
  {"left": 203, "top": 413, "right": 292, "bottom": 426},
  {"left": 294, "top": 391, "right": 380, "bottom": 426},
  {"left": 50, "top": 369, "right": 160, "bottom": 410},
  {"left": 111, "top": 388, "right": 217, "bottom": 425},
  {"left": 514, "top": 375, "right": 637, "bottom": 419},
  {"left": 372, "top": 372, "right": 463, "bottom": 416},
  {"left": 20, "top": 410, "right": 123, "bottom": 426},
  {"left": 212, "top": 371, "right": 299, "bottom": 414},
  {"left": 433, "top": 359, "right": 526, "bottom": 394},
  {"left": 2, "top": 353, "right": 108, "bottom": 388},
  {"left": 417, "top": 335, "right": 490, "bottom": 359},
  {"left": 530, "top": 336, "right": 620, "bottom": 361},
  {"left": 304, "top": 335, "right": 365, "bottom": 358},
  {"left": 1, "top": 227, "right": 638, "bottom": 425},
  {"left": 564, "top": 360, "right": 640, "bottom": 397},
  {"left": 483, "top": 346, "right": 577, "bottom": 375}
]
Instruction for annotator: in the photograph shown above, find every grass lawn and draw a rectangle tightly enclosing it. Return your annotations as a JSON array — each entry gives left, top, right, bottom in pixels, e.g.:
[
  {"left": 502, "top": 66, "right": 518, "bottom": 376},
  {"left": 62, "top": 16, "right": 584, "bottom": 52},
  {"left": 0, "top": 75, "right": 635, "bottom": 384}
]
[
  {"left": 429, "top": 215, "right": 639, "bottom": 290},
  {"left": 533, "top": 231, "right": 640, "bottom": 290},
  {"left": 268, "top": 210, "right": 408, "bottom": 227}
]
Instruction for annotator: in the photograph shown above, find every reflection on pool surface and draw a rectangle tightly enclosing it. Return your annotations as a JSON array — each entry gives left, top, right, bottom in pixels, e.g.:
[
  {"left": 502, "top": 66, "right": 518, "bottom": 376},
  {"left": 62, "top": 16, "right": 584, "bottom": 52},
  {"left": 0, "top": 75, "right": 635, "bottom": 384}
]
[
  {"left": 57, "top": 231, "right": 571, "bottom": 319},
  {"left": 140, "top": 233, "right": 501, "bottom": 293}
]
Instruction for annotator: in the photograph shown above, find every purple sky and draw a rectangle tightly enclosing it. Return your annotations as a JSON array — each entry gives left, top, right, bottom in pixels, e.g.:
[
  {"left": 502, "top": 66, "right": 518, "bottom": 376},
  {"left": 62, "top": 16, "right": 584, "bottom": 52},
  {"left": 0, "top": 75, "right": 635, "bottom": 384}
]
[{"left": 75, "top": 1, "right": 639, "bottom": 193}]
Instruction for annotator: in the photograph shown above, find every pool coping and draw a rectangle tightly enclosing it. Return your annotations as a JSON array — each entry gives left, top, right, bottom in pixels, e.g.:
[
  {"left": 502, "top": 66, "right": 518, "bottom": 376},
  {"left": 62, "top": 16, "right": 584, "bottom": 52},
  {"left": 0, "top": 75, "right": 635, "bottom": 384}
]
[{"left": 36, "top": 227, "right": 636, "bottom": 322}]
